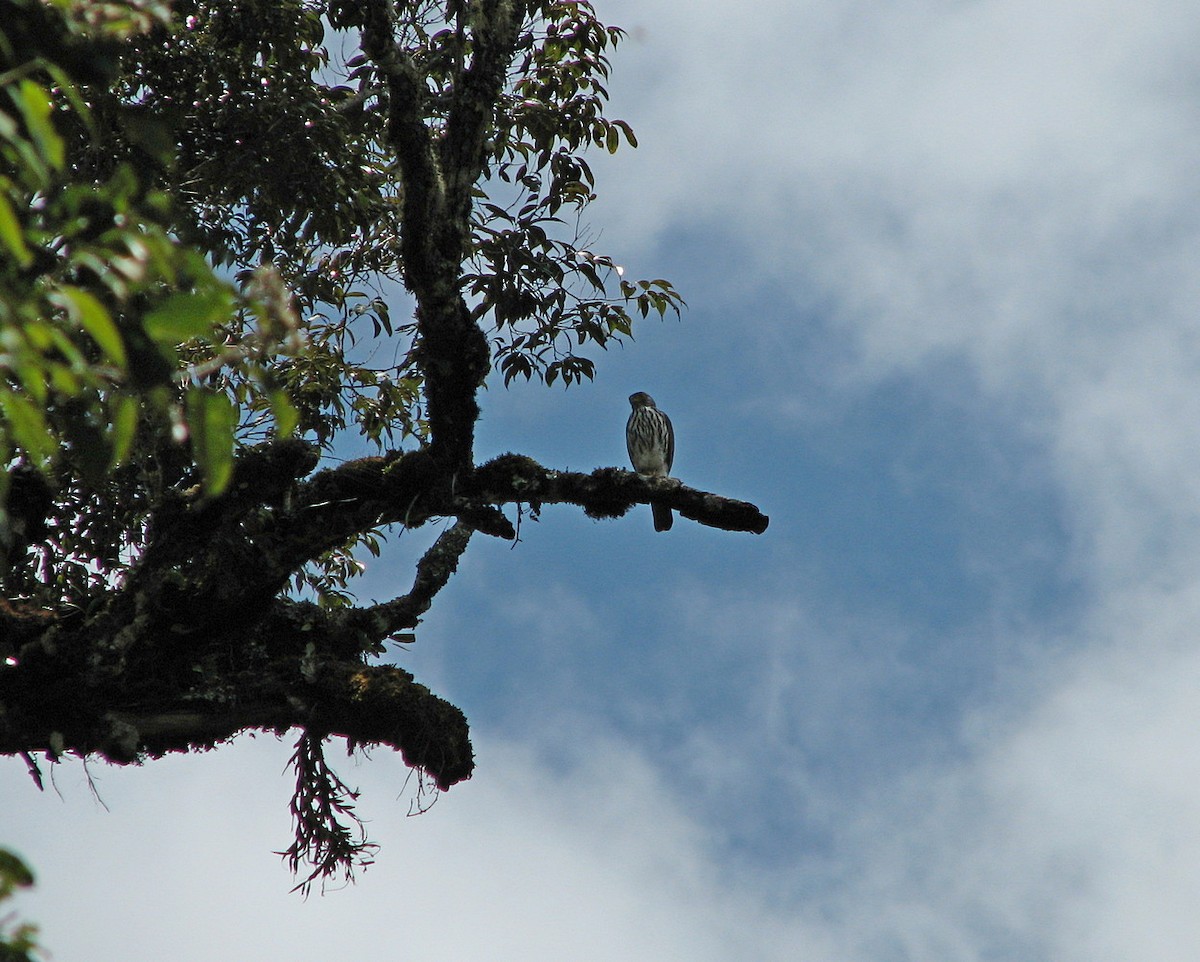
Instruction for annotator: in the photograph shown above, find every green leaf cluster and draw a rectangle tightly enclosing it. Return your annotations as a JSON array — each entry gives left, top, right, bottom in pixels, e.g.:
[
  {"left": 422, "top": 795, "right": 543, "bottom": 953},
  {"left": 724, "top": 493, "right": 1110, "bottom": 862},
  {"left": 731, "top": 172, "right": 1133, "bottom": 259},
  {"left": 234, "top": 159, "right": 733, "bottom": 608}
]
[
  {"left": 2, "top": 0, "right": 682, "bottom": 607},
  {"left": 472, "top": 1, "right": 685, "bottom": 387},
  {"left": 0, "top": 848, "right": 41, "bottom": 962},
  {"left": 110, "top": 1, "right": 413, "bottom": 453},
  {"left": 1, "top": 0, "right": 299, "bottom": 601}
]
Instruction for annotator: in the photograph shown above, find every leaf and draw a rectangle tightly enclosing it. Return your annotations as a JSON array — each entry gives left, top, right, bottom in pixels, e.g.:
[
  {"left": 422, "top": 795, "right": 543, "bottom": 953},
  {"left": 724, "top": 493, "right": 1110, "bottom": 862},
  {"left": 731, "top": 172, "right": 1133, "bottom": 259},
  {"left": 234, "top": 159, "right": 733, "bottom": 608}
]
[
  {"left": 15, "top": 79, "right": 65, "bottom": 171},
  {"left": 0, "top": 192, "right": 32, "bottom": 267},
  {"left": 0, "top": 388, "right": 56, "bottom": 466},
  {"left": 270, "top": 389, "right": 300, "bottom": 437},
  {"left": 108, "top": 393, "right": 140, "bottom": 468},
  {"left": 0, "top": 848, "right": 35, "bottom": 889},
  {"left": 9, "top": 335, "right": 48, "bottom": 406},
  {"left": 613, "top": 119, "right": 638, "bottom": 148},
  {"left": 55, "top": 287, "right": 127, "bottom": 369},
  {"left": 186, "top": 388, "right": 237, "bottom": 494},
  {"left": 144, "top": 288, "right": 233, "bottom": 346}
]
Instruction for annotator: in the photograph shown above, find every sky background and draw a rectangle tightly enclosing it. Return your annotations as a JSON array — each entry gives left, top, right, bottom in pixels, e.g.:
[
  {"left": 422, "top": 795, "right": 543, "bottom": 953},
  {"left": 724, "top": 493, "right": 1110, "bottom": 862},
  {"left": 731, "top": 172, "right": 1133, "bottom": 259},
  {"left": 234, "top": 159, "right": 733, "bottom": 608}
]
[{"left": 7, "top": 0, "right": 1200, "bottom": 958}]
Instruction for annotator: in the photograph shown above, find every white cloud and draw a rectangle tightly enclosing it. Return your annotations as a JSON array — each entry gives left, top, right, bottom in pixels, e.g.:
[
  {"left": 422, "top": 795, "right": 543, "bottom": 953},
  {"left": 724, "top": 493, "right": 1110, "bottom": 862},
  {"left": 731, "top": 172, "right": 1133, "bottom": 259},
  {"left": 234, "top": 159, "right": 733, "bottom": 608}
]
[
  {"left": 9, "top": 584, "right": 1200, "bottom": 962},
  {"left": 586, "top": 3, "right": 1200, "bottom": 956},
  {"left": 604, "top": 579, "right": 1200, "bottom": 962},
  {"left": 3, "top": 734, "right": 824, "bottom": 962},
  {"left": 10, "top": 3, "right": 1200, "bottom": 961},
  {"left": 605, "top": 0, "right": 1200, "bottom": 575},
  {"left": 874, "top": 589, "right": 1200, "bottom": 962}
]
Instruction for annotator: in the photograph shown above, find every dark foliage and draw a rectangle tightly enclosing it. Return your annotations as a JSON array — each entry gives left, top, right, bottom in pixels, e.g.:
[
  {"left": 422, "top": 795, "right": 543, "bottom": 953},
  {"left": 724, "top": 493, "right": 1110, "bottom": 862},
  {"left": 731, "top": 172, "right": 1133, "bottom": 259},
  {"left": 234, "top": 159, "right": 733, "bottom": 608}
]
[{"left": 1, "top": 0, "right": 766, "bottom": 890}]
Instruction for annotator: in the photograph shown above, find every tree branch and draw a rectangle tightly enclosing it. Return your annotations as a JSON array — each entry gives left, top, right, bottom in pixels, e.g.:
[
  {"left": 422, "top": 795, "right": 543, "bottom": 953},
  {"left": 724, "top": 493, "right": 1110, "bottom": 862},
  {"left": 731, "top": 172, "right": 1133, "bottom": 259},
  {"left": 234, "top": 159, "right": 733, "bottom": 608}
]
[
  {"left": 470, "top": 454, "right": 771, "bottom": 534},
  {"left": 0, "top": 640, "right": 473, "bottom": 789},
  {"left": 0, "top": 443, "right": 763, "bottom": 783},
  {"left": 441, "top": 0, "right": 527, "bottom": 221},
  {"left": 329, "top": 521, "right": 474, "bottom": 643},
  {"left": 359, "top": 0, "right": 493, "bottom": 471}
]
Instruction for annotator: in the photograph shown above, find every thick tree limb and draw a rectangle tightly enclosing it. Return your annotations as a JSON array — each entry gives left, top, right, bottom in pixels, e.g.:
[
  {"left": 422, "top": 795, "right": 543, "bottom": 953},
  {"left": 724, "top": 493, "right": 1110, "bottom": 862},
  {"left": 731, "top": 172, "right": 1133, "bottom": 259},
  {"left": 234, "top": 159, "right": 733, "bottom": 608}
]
[
  {"left": 107, "top": 442, "right": 765, "bottom": 655},
  {"left": 1, "top": 437, "right": 765, "bottom": 782},
  {"left": 0, "top": 615, "right": 472, "bottom": 789},
  {"left": 360, "top": 0, "right": 507, "bottom": 472},
  {"left": 470, "top": 454, "right": 771, "bottom": 534},
  {"left": 441, "top": 0, "right": 526, "bottom": 220}
]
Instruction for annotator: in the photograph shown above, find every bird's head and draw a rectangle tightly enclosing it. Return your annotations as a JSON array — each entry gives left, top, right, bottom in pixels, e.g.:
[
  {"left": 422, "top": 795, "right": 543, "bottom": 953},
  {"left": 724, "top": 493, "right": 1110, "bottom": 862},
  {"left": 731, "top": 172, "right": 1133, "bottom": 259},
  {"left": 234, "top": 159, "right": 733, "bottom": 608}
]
[{"left": 628, "top": 391, "right": 657, "bottom": 409}]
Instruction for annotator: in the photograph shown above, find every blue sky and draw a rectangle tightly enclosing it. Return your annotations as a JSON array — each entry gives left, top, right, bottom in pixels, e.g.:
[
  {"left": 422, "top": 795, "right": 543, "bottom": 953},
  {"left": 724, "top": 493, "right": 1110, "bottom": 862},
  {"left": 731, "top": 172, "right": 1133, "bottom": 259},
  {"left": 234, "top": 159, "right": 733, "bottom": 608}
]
[{"left": 7, "top": 1, "right": 1200, "bottom": 958}]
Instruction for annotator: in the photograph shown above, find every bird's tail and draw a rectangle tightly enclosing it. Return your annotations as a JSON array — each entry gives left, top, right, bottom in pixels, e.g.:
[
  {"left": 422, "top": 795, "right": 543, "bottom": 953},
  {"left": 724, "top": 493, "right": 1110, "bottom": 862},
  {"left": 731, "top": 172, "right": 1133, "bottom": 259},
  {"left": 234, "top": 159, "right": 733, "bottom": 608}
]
[{"left": 652, "top": 503, "right": 673, "bottom": 532}]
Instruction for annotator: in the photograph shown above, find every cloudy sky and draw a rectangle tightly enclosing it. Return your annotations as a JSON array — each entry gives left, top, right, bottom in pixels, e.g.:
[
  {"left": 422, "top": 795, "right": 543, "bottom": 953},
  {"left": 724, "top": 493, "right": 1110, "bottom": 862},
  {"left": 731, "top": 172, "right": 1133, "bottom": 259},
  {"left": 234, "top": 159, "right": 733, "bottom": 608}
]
[{"left": 8, "top": 1, "right": 1200, "bottom": 958}]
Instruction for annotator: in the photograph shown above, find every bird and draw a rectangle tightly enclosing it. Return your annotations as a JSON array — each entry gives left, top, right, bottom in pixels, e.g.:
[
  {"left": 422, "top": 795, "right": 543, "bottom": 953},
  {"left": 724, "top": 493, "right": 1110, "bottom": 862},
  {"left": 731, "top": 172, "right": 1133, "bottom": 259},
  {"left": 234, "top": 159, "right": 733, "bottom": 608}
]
[{"left": 626, "top": 391, "right": 675, "bottom": 532}]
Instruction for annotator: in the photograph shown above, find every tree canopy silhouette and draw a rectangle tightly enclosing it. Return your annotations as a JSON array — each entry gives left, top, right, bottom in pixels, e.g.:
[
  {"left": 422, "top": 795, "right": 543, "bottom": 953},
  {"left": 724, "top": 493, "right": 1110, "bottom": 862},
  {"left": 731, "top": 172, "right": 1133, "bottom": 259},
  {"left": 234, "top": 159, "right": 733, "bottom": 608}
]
[{"left": 0, "top": 0, "right": 768, "bottom": 890}]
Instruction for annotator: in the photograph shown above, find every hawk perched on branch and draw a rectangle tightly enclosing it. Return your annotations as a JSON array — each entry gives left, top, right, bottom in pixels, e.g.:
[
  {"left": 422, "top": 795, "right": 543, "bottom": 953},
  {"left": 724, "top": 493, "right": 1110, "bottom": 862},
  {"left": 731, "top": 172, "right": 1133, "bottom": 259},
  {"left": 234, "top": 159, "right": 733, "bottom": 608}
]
[{"left": 626, "top": 391, "right": 675, "bottom": 532}]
